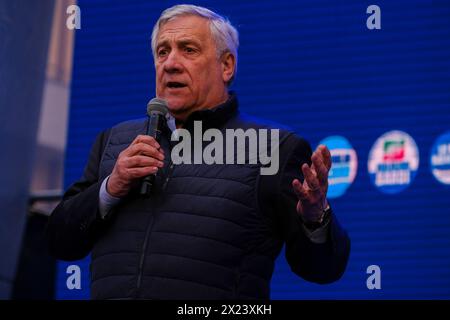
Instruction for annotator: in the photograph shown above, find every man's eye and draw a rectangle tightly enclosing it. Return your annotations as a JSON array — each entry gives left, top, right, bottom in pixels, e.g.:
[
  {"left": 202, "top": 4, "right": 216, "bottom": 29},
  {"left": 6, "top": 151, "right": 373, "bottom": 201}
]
[
  {"left": 158, "top": 49, "right": 168, "bottom": 56},
  {"left": 184, "top": 47, "right": 195, "bottom": 53}
]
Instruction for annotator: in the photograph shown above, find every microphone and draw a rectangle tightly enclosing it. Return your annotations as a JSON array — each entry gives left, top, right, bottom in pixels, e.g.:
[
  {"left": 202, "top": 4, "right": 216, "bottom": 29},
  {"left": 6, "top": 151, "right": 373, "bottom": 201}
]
[{"left": 140, "top": 98, "right": 169, "bottom": 196}]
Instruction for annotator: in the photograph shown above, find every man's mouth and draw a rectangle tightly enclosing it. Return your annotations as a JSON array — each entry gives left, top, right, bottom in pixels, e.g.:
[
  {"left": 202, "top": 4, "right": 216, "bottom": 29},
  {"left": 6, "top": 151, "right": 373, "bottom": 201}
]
[{"left": 166, "top": 82, "right": 187, "bottom": 89}]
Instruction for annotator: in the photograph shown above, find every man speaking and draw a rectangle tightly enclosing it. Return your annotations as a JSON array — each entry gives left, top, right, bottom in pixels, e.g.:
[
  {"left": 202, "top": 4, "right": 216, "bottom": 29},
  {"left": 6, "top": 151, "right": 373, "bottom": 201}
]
[{"left": 47, "top": 4, "right": 350, "bottom": 299}]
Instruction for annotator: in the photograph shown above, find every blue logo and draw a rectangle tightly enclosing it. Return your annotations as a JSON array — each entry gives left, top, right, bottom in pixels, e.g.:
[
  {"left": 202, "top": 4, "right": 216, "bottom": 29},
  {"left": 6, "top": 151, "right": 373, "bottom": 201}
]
[
  {"left": 319, "top": 136, "right": 358, "bottom": 198},
  {"left": 430, "top": 131, "right": 450, "bottom": 185},
  {"left": 368, "top": 130, "right": 419, "bottom": 194}
]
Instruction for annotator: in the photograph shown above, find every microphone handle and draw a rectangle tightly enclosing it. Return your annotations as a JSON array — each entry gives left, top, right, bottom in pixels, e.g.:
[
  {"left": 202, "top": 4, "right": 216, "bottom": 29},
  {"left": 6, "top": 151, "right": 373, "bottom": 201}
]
[{"left": 140, "top": 114, "right": 164, "bottom": 196}]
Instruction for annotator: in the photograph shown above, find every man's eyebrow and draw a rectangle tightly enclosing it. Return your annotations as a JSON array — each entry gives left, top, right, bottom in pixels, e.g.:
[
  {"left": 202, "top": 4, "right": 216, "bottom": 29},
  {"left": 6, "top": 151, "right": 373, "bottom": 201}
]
[
  {"left": 156, "top": 39, "right": 169, "bottom": 49},
  {"left": 156, "top": 37, "right": 201, "bottom": 49},
  {"left": 177, "top": 38, "right": 201, "bottom": 47}
]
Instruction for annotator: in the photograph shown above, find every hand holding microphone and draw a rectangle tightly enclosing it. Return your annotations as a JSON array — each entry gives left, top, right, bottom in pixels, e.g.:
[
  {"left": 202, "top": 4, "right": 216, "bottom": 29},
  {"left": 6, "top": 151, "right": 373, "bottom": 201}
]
[
  {"left": 107, "top": 98, "right": 168, "bottom": 198},
  {"left": 140, "top": 98, "right": 169, "bottom": 195}
]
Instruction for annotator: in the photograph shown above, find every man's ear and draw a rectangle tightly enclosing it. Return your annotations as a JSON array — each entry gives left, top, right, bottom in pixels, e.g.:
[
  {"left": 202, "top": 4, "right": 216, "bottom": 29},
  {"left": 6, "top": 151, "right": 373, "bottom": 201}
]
[{"left": 221, "top": 52, "right": 236, "bottom": 84}]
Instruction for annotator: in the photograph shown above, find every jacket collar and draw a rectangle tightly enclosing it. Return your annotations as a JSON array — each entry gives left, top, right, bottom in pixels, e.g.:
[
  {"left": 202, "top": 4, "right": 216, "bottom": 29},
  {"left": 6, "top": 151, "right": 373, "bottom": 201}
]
[{"left": 179, "top": 91, "right": 239, "bottom": 131}]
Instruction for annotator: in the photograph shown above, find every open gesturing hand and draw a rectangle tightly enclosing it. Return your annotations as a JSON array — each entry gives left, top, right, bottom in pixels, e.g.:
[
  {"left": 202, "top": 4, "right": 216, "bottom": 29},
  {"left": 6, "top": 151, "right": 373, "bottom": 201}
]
[{"left": 292, "top": 145, "right": 332, "bottom": 223}]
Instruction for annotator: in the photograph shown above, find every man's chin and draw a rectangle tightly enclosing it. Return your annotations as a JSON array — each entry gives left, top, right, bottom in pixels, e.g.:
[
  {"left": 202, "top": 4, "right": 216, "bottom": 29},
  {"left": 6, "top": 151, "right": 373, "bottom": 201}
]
[{"left": 165, "top": 98, "right": 189, "bottom": 116}]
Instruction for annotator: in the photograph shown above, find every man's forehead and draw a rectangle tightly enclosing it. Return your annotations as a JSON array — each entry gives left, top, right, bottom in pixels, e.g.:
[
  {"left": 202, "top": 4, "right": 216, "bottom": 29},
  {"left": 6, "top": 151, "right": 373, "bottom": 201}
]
[{"left": 157, "top": 15, "right": 211, "bottom": 42}]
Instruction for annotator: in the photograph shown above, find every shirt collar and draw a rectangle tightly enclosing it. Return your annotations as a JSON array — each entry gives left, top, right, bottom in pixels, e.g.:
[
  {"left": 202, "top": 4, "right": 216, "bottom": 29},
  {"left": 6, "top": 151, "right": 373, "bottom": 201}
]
[{"left": 165, "top": 112, "right": 177, "bottom": 133}]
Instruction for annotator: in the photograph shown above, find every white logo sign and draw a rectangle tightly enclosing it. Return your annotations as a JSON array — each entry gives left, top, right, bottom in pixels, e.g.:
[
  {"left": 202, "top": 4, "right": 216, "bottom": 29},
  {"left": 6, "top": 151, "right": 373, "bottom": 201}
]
[
  {"left": 319, "top": 136, "right": 358, "bottom": 198},
  {"left": 430, "top": 131, "right": 450, "bottom": 185},
  {"left": 368, "top": 130, "right": 419, "bottom": 194}
]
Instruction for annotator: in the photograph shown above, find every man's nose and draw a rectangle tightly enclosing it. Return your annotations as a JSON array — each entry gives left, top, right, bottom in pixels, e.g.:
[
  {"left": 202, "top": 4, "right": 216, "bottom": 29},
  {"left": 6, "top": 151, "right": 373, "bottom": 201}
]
[{"left": 163, "top": 51, "right": 183, "bottom": 74}]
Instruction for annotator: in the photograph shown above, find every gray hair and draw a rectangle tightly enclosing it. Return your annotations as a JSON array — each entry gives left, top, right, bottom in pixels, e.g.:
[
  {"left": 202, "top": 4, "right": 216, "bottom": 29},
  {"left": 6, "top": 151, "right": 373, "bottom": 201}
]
[{"left": 151, "top": 4, "right": 239, "bottom": 85}]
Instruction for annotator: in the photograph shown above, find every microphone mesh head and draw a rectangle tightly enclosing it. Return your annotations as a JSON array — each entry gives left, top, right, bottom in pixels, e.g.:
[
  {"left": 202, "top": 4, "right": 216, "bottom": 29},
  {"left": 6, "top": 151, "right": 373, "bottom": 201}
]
[{"left": 147, "top": 98, "right": 168, "bottom": 116}]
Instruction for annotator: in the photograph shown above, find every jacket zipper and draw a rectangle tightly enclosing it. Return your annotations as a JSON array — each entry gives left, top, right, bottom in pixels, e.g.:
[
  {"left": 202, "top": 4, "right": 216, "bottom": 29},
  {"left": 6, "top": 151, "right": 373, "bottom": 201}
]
[
  {"left": 135, "top": 158, "right": 174, "bottom": 297},
  {"left": 162, "top": 162, "right": 175, "bottom": 191},
  {"left": 135, "top": 207, "right": 155, "bottom": 298}
]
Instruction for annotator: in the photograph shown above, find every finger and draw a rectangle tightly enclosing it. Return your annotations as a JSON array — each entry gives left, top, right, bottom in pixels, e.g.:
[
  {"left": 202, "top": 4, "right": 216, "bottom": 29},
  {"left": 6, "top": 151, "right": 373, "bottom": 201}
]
[
  {"left": 133, "top": 143, "right": 165, "bottom": 160},
  {"left": 127, "top": 143, "right": 165, "bottom": 160},
  {"left": 125, "top": 155, "right": 165, "bottom": 169},
  {"left": 301, "top": 163, "right": 320, "bottom": 192},
  {"left": 292, "top": 178, "right": 308, "bottom": 201},
  {"left": 311, "top": 152, "right": 329, "bottom": 185},
  {"left": 318, "top": 145, "right": 332, "bottom": 171},
  {"left": 126, "top": 143, "right": 162, "bottom": 159},
  {"left": 126, "top": 166, "right": 159, "bottom": 179},
  {"left": 131, "top": 135, "right": 161, "bottom": 149}
]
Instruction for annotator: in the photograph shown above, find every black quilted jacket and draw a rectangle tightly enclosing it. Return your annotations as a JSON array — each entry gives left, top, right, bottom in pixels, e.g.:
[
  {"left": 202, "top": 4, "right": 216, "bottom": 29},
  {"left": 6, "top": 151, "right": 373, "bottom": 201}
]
[{"left": 47, "top": 93, "right": 350, "bottom": 299}]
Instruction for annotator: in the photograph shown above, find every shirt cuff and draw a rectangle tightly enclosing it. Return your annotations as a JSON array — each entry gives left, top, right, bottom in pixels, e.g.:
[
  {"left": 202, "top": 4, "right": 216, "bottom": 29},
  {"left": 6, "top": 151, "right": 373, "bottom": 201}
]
[
  {"left": 98, "top": 175, "right": 121, "bottom": 219},
  {"left": 301, "top": 218, "right": 330, "bottom": 244}
]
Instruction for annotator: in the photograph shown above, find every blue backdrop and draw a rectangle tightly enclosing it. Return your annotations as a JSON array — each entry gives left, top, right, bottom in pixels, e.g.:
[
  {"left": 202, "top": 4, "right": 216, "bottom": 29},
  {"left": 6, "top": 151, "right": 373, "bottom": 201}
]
[{"left": 57, "top": 0, "right": 450, "bottom": 299}]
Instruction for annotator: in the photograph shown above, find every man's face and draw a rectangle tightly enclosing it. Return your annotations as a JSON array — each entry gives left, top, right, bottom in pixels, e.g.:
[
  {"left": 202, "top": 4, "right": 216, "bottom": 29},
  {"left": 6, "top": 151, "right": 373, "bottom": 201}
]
[{"left": 155, "top": 15, "right": 234, "bottom": 120}]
